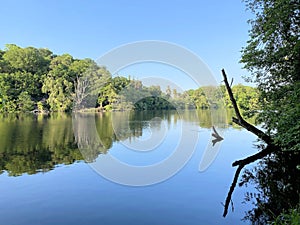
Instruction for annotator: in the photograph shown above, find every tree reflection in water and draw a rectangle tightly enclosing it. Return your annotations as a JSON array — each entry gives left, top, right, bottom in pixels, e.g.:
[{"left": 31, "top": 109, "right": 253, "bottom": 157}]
[
  {"left": 0, "top": 113, "right": 82, "bottom": 176},
  {"left": 0, "top": 110, "right": 227, "bottom": 176},
  {"left": 240, "top": 150, "right": 300, "bottom": 224}
]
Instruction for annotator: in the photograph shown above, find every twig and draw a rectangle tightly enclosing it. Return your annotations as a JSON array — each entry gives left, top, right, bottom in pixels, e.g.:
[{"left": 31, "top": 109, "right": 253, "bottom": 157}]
[{"left": 230, "top": 78, "right": 234, "bottom": 87}]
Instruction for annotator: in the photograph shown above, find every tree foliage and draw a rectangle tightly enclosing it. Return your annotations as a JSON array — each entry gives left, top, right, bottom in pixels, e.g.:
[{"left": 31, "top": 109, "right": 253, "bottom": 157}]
[
  {"left": 241, "top": 0, "right": 300, "bottom": 152},
  {"left": 0, "top": 44, "right": 259, "bottom": 113},
  {"left": 0, "top": 45, "right": 110, "bottom": 112},
  {"left": 237, "top": 0, "right": 300, "bottom": 223}
]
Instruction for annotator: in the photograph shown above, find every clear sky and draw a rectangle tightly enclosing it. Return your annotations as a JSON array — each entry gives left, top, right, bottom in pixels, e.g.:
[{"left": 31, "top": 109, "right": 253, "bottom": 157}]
[{"left": 0, "top": 0, "right": 253, "bottom": 89}]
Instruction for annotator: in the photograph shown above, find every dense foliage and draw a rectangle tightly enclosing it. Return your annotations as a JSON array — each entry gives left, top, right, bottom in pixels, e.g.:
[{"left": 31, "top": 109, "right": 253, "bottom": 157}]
[
  {"left": 0, "top": 44, "right": 259, "bottom": 113},
  {"left": 0, "top": 44, "right": 110, "bottom": 112},
  {"left": 239, "top": 0, "right": 300, "bottom": 223},
  {"left": 241, "top": 0, "right": 300, "bottom": 152}
]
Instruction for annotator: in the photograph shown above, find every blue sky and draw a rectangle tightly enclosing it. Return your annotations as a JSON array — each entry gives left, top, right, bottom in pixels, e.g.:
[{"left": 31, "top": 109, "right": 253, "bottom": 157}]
[{"left": 0, "top": 0, "right": 253, "bottom": 89}]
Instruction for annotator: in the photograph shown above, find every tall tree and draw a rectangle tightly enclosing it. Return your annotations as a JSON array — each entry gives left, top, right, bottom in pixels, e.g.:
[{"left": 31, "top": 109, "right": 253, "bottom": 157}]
[
  {"left": 0, "top": 44, "right": 51, "bottom": 112},
  {"left": 42, "top": 54, "right": 75, "bottom": 111},
  {"left": 241, "top": 0, "right": 300, "bottom": 152}
]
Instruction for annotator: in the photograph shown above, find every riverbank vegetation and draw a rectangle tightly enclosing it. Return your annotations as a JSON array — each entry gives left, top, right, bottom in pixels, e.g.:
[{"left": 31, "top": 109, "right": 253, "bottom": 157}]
[{"left": 0, "top": 44, "right": 259, "bottom": 113}]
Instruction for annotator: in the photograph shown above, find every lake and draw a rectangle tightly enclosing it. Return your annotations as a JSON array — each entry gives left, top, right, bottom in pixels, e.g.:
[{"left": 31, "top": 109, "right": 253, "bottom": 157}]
[{"left": 0, "top": 110, "right": 258, "bottom": 225}]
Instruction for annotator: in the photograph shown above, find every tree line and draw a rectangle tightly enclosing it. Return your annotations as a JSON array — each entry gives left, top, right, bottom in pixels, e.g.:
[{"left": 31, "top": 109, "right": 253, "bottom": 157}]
[{"left": 0, "top": 44, "right": 259, "bottom": 113}]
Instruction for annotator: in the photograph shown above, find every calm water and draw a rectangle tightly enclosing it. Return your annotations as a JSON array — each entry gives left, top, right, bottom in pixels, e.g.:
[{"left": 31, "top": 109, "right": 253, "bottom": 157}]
[{"left": 0, "top": 111, "right": 257, "bottom": 225}]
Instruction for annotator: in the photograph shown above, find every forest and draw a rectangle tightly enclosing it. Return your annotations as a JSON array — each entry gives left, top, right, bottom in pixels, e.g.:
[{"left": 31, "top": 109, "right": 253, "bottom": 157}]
[{"left": 0, "top": 44, "right": 259, "bottom": 113}]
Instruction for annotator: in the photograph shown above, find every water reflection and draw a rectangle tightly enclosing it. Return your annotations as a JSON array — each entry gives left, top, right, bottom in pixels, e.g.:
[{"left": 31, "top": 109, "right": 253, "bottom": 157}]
[
  {"left": 0, "top": 109, "right": 254, "bottom": 176},
  {"left": 240, "top": 151, "right": 300, "bottom": 224},
  {"left": 0, "top": 113, "right": 81, "bottom": 176}
]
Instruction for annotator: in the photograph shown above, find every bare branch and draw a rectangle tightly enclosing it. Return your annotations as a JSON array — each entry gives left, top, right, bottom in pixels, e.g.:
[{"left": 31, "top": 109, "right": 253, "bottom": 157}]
[
  {"left": 74, "top": 76, "right": 87, "bottom": 109},
  {"left": 222, "top": 69, "right": 273, "bottom": 145}
]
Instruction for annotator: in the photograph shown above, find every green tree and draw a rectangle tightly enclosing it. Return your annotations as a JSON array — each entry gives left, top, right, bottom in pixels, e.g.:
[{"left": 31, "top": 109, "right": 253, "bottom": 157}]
[
  {"left": 97, "top": 76, "right": 129, "bottom": 110},
  {"left": 237, "top": 0, "right": 300, "bottom": 223},
  {"left": 17, "top": 91, "right": 35, "bottom": 112},
  {"left": 186, "top": 88, "right": 209, "bottom": 109},
  {"left": 42, "top": 54, "right": 75, "bottom": 111},
  {"left": 0, "top": 45, "right": 50, "bottom": 112},
  {"left": 112, "top": 76, "right": 130, "bottom": 93},
  {"left": 241, "top": 0, "right": 300, "bottom": 152},
  {"left": 2, "top": 44, "right": 49, "bottom": 74},
  {"left": 222, "top": 84, "right": 259, "bottom": 116}
]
